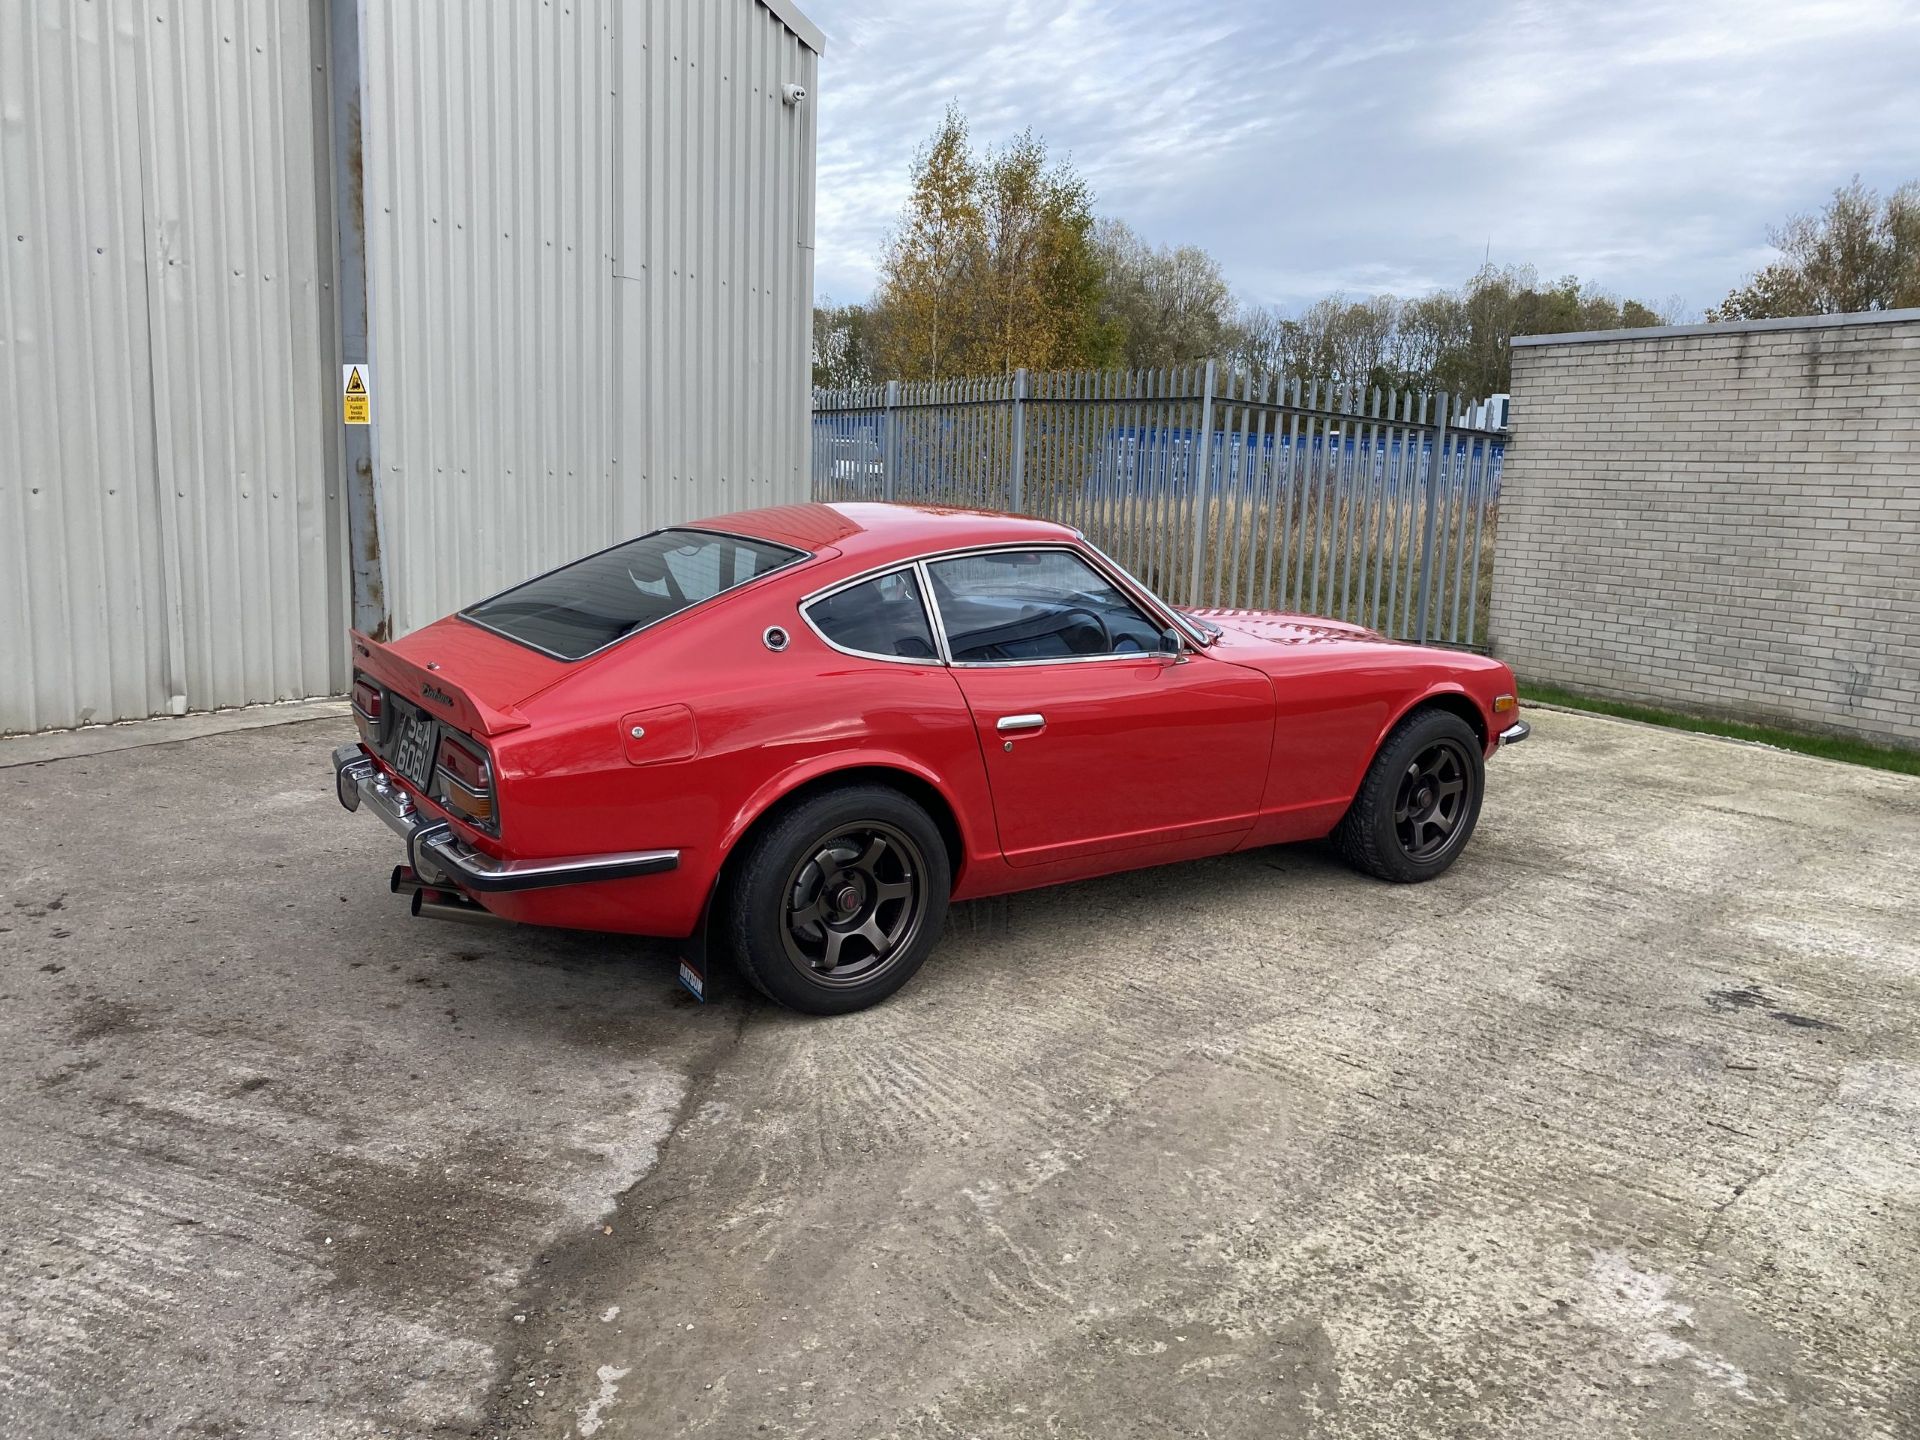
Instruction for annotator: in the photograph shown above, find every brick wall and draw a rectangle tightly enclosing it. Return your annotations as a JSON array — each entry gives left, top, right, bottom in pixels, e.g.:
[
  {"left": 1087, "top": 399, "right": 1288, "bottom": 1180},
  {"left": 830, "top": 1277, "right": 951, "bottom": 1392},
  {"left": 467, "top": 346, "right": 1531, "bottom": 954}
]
[{"left": 1490, "top": 311, "right": 1920, "bottom": 749}]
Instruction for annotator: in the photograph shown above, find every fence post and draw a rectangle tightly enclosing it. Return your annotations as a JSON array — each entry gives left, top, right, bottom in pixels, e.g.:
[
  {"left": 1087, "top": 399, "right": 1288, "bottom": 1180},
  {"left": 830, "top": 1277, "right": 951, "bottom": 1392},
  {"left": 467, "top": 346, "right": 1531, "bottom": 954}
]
[
  {"left": 1188, "top": 358, "right": 1218, "bottom": 605},
  {"left": 1415, "top": 392, "right": 1449, "bottom": 644},
  {"left": 881, "top": 381, "right": 901, "bottom": 501},
  {"left": 1010, "top": 368, "right": 1028, "bottom": 512}
]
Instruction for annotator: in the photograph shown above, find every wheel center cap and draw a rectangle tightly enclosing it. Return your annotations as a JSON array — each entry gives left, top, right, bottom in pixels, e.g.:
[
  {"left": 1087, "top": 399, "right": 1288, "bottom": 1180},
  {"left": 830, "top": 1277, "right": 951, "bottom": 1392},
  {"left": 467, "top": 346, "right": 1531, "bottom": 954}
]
[
  {"left": 1416, "top": 786, "right": 1433, "bottom": 809},
  {"left": 834, "top": 884, "right": 862, "bottom": 915}
]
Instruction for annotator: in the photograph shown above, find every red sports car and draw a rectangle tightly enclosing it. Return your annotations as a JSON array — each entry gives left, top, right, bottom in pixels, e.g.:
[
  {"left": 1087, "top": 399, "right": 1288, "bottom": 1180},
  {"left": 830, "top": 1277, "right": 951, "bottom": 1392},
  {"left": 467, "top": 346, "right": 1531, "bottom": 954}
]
[{"left": 332, "top": 503, "right": 1527, "bottom": 1013}]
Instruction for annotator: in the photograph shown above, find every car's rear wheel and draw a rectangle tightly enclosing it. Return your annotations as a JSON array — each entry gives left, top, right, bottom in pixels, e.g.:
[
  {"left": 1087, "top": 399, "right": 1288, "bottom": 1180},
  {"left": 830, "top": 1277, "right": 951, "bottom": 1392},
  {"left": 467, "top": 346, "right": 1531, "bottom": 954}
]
[
  {"left": 720, "top": 785, "right": 951, "bottom": 1014},
  {"left": 1332, "top": 708, "right": 1485, "bottom": 883}
]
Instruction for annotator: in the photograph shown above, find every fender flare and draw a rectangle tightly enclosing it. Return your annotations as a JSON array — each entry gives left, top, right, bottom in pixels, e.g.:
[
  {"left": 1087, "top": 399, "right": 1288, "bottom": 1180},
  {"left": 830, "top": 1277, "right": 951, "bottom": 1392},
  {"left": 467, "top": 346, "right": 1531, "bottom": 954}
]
[
  {"left": 1344, "top": 682, "right": 1493, "bottom": 800},
  {"left": 678, "top": 750, "right": 979, "bottom": 990},
  {"left": 701, "top": 748, "right": 979, "bottom": 912},
  {"left": 1374, "top": 681, "right": 1492, "bottom": 752}
]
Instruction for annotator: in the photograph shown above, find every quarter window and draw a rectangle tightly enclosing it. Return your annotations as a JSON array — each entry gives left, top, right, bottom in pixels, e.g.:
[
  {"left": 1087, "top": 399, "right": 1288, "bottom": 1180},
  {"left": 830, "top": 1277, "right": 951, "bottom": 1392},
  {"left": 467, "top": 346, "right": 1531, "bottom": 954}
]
[
  {"left": 925, "top": 549, "right": 1165, "bottom": 663},
  {"left": 806, "top": 569, "right": 939, "bottom": 661}
]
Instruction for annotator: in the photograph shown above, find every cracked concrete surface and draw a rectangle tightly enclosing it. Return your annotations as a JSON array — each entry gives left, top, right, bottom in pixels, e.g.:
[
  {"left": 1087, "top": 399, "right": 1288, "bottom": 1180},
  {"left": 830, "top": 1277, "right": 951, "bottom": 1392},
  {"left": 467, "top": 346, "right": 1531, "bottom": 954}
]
[
  {"left": 1, "top": 719, "right": 727, "bottom": 1437},
  {"left": 2, "top": 707, "right": 1917, "bottom": 1438}
]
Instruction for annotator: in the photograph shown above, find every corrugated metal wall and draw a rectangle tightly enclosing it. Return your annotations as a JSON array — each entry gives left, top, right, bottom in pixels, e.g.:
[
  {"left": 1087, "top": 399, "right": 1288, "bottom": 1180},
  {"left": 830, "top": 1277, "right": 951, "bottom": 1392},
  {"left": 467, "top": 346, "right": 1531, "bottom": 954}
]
[
  {"left": 3, "top": 0, "right": 818, "bottom": 727},
  {"left": 358, "top": 0, "right": 619, "bottom": 639},
  {"left": 362, "top": 0, "right": 819, "bottom": 638},
  {"left": 0, "top": 0, "right": 343, "bottom": 734},
  {"left": 613, "top": 0, "right": 818, "bottom": 537}
]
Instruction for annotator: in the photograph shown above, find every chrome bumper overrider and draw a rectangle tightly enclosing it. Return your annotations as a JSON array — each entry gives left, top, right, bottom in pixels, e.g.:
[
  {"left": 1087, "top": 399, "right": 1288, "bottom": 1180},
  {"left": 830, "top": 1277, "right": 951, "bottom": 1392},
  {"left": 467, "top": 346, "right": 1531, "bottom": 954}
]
[
  {"left": 331, "top": 742, "right": 678, "bottom": 893},
  {"left": 1498, "top": 719, "right": 1531, "bottom": 746}
]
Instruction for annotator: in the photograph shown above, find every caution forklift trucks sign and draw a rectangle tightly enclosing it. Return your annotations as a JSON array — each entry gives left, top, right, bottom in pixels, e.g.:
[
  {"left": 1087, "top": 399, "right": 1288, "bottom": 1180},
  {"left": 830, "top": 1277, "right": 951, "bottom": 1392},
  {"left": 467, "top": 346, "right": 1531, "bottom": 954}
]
[{"left": 342, "top": 365, "right": 370, "bottom": 425}]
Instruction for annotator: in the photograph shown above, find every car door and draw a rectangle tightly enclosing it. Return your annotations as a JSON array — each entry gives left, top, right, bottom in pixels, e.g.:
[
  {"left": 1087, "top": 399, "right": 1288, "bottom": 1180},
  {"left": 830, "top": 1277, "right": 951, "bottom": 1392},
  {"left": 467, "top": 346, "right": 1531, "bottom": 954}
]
[{"left": 925, "top": 546, "right": 1274, "bottom": 868}]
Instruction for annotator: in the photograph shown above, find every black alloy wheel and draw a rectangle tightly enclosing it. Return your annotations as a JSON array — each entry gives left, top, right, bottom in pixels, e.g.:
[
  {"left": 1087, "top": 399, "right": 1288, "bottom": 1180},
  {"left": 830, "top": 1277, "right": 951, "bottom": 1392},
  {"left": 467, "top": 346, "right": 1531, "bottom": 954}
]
[
  {"left": 779, "top": 821, "right": 927, "bottom": 985},
  {"left": 1332, "top": 707, "right": 1486, "bottom": 883},
  {"left": 722, "top": 785, "right": 951, "bottom": 1014},
  {"left": 1393, "top": 736, "right": 1474, "bottom": 862}
]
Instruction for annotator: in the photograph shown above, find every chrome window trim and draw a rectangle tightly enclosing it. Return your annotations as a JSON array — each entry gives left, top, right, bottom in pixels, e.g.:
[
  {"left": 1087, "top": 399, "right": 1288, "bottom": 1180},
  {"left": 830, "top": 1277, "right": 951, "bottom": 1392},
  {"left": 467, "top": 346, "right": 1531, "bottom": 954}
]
[
  {"left": 915, "top": 559, "right": 956, "bottom": 666},
  {"left": 796, "top": 540, "right": 1191, "bottom": 671},
  {"left": 456, "top": 526, "right": 814, "bottom": 664},
  {"left": 922, "top": 543, "right": 1179, "bottom": 669},
  {"left": 953, "top": 649, "right": 1160, "bottom": 669},
  {"left": 796, "top": 562, "right": 946, "bottom": 667},
  {"left": 1077, "top": 537, "right": 1210, "bottom": 648}
]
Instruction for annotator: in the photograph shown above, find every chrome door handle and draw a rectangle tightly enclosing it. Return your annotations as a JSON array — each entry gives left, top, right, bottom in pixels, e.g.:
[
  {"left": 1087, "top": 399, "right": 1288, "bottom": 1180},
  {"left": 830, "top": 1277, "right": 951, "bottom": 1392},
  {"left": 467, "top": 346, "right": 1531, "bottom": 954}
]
[{"left": 996, "top": 713, "right": 1045, "bottom": 733}]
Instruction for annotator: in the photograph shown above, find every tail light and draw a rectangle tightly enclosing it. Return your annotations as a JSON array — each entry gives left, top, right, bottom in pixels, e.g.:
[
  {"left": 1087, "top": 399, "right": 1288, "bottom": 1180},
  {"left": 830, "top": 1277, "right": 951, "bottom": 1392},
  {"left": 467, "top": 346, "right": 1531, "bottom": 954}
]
[
  {"left": 351, "top": 676, "right": 384, "bottom": 736},
  {"left": 432, "top": 731, "right": 498, "bottom": 832}
]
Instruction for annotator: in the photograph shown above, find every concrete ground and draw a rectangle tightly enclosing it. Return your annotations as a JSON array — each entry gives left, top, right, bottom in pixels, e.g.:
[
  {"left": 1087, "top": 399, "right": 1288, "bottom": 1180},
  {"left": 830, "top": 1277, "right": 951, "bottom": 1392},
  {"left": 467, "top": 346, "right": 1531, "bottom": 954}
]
[{"left": 2, "top": 707, "right": 1916, "bottom": 1439}]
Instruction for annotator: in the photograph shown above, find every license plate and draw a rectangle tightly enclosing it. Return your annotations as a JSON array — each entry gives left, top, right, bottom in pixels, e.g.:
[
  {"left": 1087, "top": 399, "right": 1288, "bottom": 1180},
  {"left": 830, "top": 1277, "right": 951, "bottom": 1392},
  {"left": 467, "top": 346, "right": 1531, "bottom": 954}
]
[{"left": 390, "top": 711, "right": 438, "bottom": 791}]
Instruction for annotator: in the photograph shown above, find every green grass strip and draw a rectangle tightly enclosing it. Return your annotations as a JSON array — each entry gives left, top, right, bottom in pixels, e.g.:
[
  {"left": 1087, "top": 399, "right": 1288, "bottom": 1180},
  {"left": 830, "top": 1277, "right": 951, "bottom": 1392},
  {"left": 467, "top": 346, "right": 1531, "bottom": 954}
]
[{"left": 1520, "top": 681, "right": 1920, "bottom": 778}]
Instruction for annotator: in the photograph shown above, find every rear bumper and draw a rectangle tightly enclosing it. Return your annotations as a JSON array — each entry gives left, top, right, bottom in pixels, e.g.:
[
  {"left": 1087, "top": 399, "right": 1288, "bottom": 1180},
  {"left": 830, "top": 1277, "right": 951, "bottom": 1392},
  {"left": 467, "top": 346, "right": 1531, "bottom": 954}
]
[
  {"left": 330, "top": 742, "right": 679, "bottom": 894},
  {"left": 1498, "top": 719, "right": 1531, "bottom": 747}
]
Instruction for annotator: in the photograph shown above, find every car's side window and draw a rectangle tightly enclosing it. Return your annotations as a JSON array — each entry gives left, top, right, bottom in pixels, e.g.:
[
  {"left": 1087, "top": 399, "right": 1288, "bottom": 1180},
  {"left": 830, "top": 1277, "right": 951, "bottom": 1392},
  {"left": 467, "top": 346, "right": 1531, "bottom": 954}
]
[
  {"left": 926, "top": 549, "right": 1166, "bottom": 664},
  {"left": 805, "top": 568, "right": 940, "bottom": 662}
]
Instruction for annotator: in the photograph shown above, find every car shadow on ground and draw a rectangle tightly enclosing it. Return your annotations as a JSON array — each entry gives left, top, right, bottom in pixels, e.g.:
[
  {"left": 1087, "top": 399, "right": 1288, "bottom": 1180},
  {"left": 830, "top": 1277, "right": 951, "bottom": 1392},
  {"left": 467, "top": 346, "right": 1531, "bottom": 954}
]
[{"left": 453, "top": 838, "right": 1363, "bottom": 1026}]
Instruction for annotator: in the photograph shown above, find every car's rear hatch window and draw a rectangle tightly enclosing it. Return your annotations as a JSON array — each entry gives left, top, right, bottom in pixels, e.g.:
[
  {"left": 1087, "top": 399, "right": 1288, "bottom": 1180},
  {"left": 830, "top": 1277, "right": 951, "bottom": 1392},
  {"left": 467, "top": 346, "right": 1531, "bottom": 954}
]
[{"left": 460, "top": 528, "right": 806, "bottom": 660}]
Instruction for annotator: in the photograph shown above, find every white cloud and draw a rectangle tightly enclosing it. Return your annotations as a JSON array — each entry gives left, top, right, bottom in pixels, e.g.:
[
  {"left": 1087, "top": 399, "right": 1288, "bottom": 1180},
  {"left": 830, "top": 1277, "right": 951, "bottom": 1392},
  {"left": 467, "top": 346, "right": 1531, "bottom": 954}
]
[{"left": 803, "top": 0, "right": 1920, "bottom": 315}]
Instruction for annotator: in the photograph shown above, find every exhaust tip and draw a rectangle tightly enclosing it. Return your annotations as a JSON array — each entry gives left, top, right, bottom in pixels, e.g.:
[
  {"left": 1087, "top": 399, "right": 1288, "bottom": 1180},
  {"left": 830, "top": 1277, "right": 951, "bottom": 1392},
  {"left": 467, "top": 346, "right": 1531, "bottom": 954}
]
[{"left": 410, "top": 887, "right": 508, "bottom": 927}]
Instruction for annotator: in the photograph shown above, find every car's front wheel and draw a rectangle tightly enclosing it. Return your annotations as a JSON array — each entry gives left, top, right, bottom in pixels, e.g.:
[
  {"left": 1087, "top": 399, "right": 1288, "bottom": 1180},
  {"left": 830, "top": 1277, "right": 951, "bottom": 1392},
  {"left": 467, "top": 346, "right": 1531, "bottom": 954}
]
[
  {"left": 720, "top": 785, "right": 951, "bottom": 1014},
  {"left": 1332, "top": 708, "right": 1485, "bottom": 883}
]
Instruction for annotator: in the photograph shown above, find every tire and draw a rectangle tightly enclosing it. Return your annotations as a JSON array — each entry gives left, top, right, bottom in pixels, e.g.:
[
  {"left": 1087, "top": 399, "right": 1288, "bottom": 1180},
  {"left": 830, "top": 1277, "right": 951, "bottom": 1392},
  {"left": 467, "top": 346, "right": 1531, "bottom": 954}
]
[
  {"left": 719, "top": 785, "right": 951, "bottom": 1015},
  {"left": 1332, "top": 708, "right": 1485, "bottom": 883}
]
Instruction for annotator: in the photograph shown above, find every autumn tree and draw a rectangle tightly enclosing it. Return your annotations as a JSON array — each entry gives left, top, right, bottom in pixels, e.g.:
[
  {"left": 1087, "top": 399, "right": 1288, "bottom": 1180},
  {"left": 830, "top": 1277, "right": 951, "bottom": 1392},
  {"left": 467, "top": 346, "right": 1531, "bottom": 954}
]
[
  {"left": 1709, "top": 178, "right": 1920, "bottom": 321},
  {"left": 811, "top": 300, "right": 879, "bottom": 388},
  {"left": 1094, "top": 219, "right": 1235, "bottom": 367},
  {"left": 1217, "top": 267, "right": 1669, "bottom": 399},
  {"left": 1225, "top": 303, "right": 1295, "bottom": 380},
  {"left": 1449, "top": 266, "right": 1668, "bottom": 395},
  {"left": 874, "top": 107, "right": 1113, "bottom": 379},
  {"left": 855, "top": 105, "right": 1669, "bottom": 397},
  {"left": 972, "top": 133, "right": 1116, "bottom": 373},
  {"left": 873, "top": 107, "right": 981, "bottom": 381},
  {"left": 1394, "top": 290, "right": 1471, "bottom": 391},
  {"left": 1289, "top": 294, "right": 1407, "bottom": 391}
]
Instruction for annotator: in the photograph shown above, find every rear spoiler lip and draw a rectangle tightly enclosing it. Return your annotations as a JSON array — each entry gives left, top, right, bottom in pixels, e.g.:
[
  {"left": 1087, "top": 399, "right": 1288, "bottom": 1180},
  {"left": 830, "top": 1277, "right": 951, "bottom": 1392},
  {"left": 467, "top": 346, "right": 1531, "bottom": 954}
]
[{"left": 350, "top": 630, "right": 532, "bottom": 738}]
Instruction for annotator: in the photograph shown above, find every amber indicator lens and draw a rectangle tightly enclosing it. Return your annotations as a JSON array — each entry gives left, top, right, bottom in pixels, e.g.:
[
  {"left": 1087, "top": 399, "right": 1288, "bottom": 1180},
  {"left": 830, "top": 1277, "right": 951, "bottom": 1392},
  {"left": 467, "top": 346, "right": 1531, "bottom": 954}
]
[{"left": 433, "top": 734, "right": 496, "bottom": 826}]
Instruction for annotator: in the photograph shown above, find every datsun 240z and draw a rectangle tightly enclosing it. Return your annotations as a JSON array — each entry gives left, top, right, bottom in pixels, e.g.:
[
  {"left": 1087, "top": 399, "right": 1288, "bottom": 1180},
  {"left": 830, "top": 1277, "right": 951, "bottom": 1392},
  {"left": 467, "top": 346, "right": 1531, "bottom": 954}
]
[{"left": 332, "top": 503, "right": 1528, "bottom": 1014}]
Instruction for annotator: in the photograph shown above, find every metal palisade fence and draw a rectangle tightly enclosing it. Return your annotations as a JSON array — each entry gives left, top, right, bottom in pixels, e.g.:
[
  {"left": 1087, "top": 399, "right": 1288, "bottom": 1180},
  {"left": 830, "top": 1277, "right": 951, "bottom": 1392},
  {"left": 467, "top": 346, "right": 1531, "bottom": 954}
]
[{"left": 812, "top": 362, "right": 1508, "bottom": 648}]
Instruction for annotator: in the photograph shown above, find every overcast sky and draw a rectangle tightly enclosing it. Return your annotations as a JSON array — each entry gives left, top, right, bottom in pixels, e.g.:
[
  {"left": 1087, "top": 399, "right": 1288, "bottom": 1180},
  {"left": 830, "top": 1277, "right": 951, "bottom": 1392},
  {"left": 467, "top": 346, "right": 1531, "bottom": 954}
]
[{"left": 801, "top": 0, "right": 1920, "bottom": 318}]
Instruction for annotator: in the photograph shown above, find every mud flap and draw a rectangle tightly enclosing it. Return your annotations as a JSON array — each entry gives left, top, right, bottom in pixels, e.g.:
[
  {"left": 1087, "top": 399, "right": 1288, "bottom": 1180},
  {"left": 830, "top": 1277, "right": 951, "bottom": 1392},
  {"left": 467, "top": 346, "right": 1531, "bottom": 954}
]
[
  {"left": 674, "top": 908, "right": 725, "bottom": 1003},
  {"left": 676, "top": 954, "right": 711, "bottom": 1002}
]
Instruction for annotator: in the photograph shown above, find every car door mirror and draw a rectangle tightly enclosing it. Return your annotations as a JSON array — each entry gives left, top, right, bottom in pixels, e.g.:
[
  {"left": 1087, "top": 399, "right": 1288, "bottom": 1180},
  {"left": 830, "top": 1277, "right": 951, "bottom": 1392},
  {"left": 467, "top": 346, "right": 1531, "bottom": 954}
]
[{"left": 1156, "top": 627, "right": 1185, "bottom": 659}]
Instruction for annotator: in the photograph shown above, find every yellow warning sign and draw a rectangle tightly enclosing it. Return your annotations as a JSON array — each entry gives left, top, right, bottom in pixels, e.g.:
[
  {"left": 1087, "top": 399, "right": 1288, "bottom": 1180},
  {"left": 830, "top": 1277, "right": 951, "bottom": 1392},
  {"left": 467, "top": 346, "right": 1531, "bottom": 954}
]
[{"left": 342, "top": 364, "right": 370, "bottom": 425}]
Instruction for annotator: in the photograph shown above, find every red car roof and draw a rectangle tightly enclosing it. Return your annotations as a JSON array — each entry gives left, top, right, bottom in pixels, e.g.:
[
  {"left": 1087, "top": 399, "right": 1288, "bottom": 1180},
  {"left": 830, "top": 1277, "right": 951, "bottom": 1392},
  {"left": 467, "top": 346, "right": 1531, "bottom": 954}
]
[{"left": 691, "top": 502, "right": 1078, "bottom": 567}]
